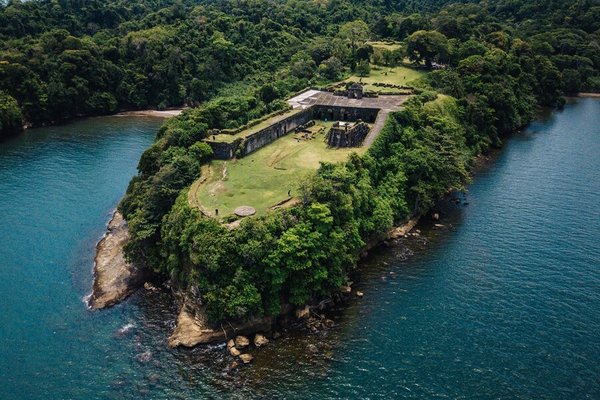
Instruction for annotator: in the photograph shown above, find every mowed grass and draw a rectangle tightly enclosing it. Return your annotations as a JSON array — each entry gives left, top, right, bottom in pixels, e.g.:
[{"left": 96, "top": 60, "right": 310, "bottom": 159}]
[
  {"left": 345, "top": 65, "right": 425, "bottom": 91},
  {"left": 189, "top": 121, "right": 365, "bottom": 217}
]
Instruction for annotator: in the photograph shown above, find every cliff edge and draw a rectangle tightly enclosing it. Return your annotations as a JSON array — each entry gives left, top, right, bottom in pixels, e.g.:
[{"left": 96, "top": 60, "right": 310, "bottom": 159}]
[{"left": 88, "top": 211, "right": 148, "bottom": 309}]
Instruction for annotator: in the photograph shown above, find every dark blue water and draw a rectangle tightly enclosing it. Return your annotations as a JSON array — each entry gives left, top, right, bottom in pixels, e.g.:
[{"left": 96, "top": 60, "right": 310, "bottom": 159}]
[
  {"left": 0, "top": 99, "right": 599, "bottom": 399},
  {"left": 0, "top": 117, "right": 162, "bottom": 399}
]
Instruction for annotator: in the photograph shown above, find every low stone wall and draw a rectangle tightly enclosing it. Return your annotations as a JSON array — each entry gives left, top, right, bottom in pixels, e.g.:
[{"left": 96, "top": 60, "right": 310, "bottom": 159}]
[
  {"left": 312, "top": 105, "right": 380, "bottom": 123},
  {"left": 205, "top": 140, "right": 239, "bottom": 160},
  {"left": 204, "top": 104, "right": 382, "bottom": 159},
  {"left": 326, "top": 122, "right": 370, "bottom": 147},
  {"left": 239, "top": 108, "right": 313, "bottom": 157}
]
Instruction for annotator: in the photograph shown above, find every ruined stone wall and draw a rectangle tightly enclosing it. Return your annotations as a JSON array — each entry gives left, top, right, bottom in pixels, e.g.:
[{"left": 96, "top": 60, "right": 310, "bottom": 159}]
[
  {"left": 204, "top": 104, "right": 381, "bottom": 159},
  {"left": 312, "top": 105, "right": 380, "bottom": 123},
  {"left": 326, "top": 122, "right": 370, "bottom": 147},
  {"left": 205, "top": 140, "right": 239, "bottom": 160},
  {"left": 239, "top": 108, "right": 314, "bottom": 157}
]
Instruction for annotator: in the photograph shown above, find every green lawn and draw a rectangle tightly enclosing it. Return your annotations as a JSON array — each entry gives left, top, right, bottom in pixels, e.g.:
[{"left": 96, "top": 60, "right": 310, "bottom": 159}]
[
  {"left": 345, "top": 65, "right": 425, "bottom": 92},
  {"left": 368, "top": 40, "right": 402, "bottom": 51},
  {"left": 189, "top": 121, "right": 364, "bottom": 218}
]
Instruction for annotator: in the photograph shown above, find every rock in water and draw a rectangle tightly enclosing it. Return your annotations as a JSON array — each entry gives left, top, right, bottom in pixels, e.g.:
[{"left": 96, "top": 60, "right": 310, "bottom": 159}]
[
  {"left": 239, "top": 354, "right": 254, "bottom": 364},
  {"left": 340, "top": 285, "right": 352, "bottom": 294},
  {"left": 356, "top": 291, "right": 364, "bottom": 298},
  {"left": 229, "top": 347, "right": 241, "bottom": 357},
  {"left": 168, "top": 301, "right": 274, "bottom": 348},
  {"left": 227, "top": 339, "right": 235, "bottom": 349},
  {"left": 254, "top": 333, "right": 269, "bottom": 347},
  {"left": 88, "top": 211, "right": 149, "bottom": 309},
  {"left": 136, "top": 350, "right": 152, "bottom": 363},
  {"left": 235, "top": 335, "right": 250, "bottom": 349},
  {"left": 228, "top": 361, "right": 239, "bottom": 371}
]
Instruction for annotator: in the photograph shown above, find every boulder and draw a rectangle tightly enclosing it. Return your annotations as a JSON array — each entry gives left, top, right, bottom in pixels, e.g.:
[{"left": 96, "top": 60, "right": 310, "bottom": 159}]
[
  {"left": 227, "top": 339, "right": 235, "bottom": 349},
  {"left": 229, "top": 347, "right": 241, "bottom": 357},
  {"left": 432, "top": 212, "right": 440, "bottom": 221},
  {"left": 228, "top": 361, "right": 239, "bottom": 370},
  {"left": 239, "top": 353, "right": 254, "bottom": 364},
  {"left": 340, "top": 285, "right": 352, "bottom": 294},
  {"left": 254, "top": 333, "right": 269, "bottom": 347},
  {"left": 295, "top": 305, "right": 310, "bottom": 320},
  {"left": 235, "top": 335, "right": 250, "bottom": 349},
  {"left": 356, "top": 291, "right": 364, "bottom": 298}
]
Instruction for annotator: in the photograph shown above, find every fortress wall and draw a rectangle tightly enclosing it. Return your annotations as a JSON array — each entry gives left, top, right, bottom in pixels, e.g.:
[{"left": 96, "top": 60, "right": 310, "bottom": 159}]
[
  {"left": 311, "top": 105, "right": 380, "bottom": 123},
  {"left": 205, "top": 140, "right": 239, "bottom": 160},
  {"left": 204, "top": 104, "right": 382, "bottom": 159},
  {"left": 326, "top": 122, "right": 371, "bottom": 147},
  {"left": 240, "top": 107, "right": 314, "bottom": 157}
]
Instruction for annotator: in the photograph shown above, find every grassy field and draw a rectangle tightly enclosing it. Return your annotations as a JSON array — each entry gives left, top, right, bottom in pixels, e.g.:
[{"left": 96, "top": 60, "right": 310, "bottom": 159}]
[
  {"left": 368, "top": 40, "right": 402, "bottom": 51},
  {"left": 189, "top": 121, "right": 365, "bottom": 218},
  {"left": 345, "top": 65, "right": 425, "bottom": 91}
]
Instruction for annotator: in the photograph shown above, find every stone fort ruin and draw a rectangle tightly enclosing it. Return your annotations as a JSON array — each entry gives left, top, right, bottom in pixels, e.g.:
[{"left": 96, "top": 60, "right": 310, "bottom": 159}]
[{"left": 204, "top": 85, "right": 409, "bottom": 159}]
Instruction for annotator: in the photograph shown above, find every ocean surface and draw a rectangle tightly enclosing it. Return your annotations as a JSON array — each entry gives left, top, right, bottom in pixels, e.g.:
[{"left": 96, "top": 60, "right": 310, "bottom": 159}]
[{"left": 0, "top": 99, "right": 599, "bottom": 399}]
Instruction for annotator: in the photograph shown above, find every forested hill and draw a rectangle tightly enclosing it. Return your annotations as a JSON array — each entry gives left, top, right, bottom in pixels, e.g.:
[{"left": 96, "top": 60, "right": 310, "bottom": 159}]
[
  {"left": 2, "top": 0, "right": 599, "bottom": 322},
  {"left": 1, "top": 0, "right": 599, "bottom": 138}
]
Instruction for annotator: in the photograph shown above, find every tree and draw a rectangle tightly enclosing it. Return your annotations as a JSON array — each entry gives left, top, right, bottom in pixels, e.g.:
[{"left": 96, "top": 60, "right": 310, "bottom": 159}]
[
  {"left": 318, "top": 56, "right": 343, "bottom": 80},
  {"left": 0, "top": 91, "right": 23, "bottom": 136},
  {"left": 406, "top": 30, "right": 449, "bottom": 67},
  {"left": 356, "top": 60, "right": 371, "bottom": 77},
  {"left": 290, "top": 51, "right": 316, "bottom": 79},
  {"left": 338, "top": 20, "right": 370, "bottom": 62}
]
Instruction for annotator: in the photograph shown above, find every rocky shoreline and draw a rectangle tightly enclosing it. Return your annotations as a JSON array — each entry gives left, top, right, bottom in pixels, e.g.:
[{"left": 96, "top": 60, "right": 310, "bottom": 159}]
[
  {"left": 90, "top": 213, "right": 420, "bottom": 347},
  {"left": 88, "top": 211, "right": 150, "bottom": 309}
]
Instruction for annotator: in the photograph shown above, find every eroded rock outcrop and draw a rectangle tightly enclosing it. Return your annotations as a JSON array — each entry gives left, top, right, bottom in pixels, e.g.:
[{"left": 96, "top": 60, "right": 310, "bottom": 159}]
[
  {"left": 167, "top": 298, "right": 273, "bottom": 348},
  {"left": 88, "top": 211, "right": 149, "bottom": 309}
]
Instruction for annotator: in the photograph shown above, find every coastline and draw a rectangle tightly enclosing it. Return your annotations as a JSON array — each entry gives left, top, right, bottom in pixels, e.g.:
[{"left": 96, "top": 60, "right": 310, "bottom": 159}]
[
  {"left": 115, "top": 108, "right": 185, "bottom": 118},
  {"left": 88, "top": 99, "right": 565, "bottom": 348},
  {"left": 93, "top": 214, "right": 421, "bottom": 346},
  {"left": 576, "top": 92, "right": 600, "bottom": 98},
  {"left": 88, "top": 211, "right": 150, "bottom": 309},
  {"left": 18, "top": 107, "right": 185, "bottom": 133}
]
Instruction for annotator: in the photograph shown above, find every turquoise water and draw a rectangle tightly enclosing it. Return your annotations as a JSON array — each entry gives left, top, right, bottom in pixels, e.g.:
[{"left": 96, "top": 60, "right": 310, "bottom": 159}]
[{"left": 0, "top": 99, "right": 599, "bottom": 399}]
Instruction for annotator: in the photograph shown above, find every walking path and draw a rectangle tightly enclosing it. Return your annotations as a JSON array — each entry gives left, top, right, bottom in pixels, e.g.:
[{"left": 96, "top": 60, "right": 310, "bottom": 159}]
[{"left": 363, "top": 109, "right": 390, "bottom": 147}]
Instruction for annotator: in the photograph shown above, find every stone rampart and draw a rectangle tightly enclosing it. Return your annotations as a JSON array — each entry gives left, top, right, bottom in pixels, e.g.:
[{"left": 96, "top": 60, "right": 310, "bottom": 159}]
[
  {"left": 311, "top": 105, "right": 380, "bottom": 123},
  {"left": 239, "top": 108, "right": 313, "bottom": 157}
]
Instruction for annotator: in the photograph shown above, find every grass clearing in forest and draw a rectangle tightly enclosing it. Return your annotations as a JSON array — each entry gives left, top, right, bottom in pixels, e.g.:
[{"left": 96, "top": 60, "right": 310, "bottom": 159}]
[
  {"left": 368, "top": 41, "right": 402, "bottom": 51},
  {"left": 189, "top": 121, "right": 364, "bottom": 217},
  {"left": 344, "top": 65, "right": 426, "bottom": 91}
]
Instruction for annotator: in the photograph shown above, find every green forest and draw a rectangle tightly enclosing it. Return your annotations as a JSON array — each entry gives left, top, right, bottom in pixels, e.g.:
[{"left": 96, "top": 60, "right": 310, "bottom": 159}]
[{"left": 3, "top": 0, "right": 599, "bottom": 322}]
